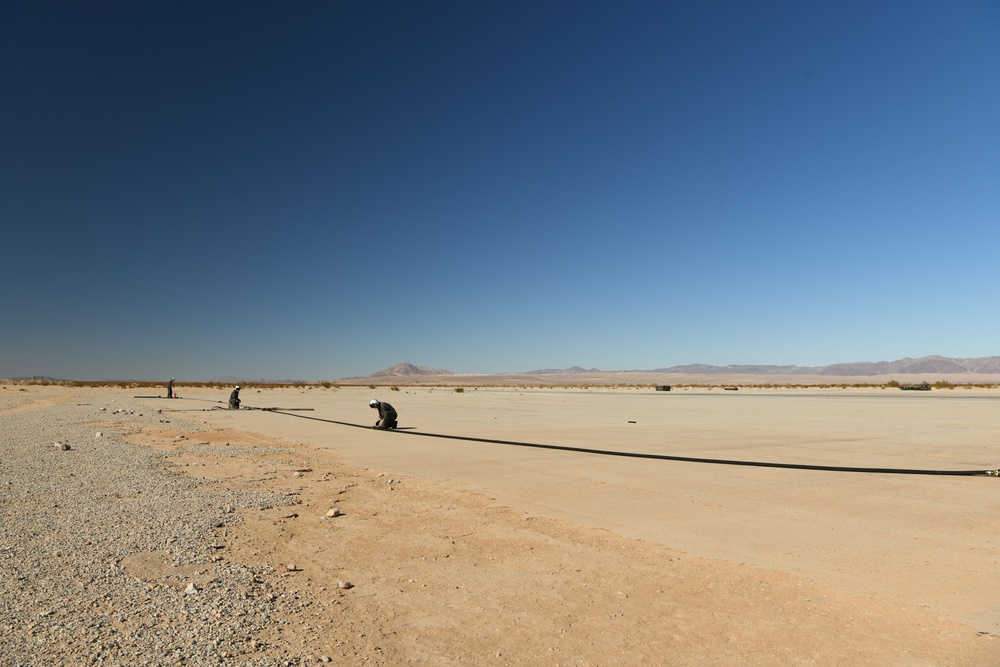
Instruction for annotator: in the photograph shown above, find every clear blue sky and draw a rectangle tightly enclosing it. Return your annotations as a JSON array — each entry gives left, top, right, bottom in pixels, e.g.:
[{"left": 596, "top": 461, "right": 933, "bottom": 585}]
[{"left": 2, "top": 1, "right": 999, "bottom": 381}]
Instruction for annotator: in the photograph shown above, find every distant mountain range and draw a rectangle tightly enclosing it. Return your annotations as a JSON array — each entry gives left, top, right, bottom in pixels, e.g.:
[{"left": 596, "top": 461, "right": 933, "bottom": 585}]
[
  {"left": 11, "top": 355, "right": 1000, "bottom": 385},
  {"left": 648, "top": 355, "right": 1000, "bottom": 376},
  {"left": 525, "top": 366, "right": 603, "bottom": 375},
  {"left": 367, "top": 355, "right": 1000, "bottom": 377},
  {"left": 525, "top": 355, "right": 1000, "bottom": 376},
  {"left": 207, "top": 377, "right": 308, "bottom": 385}
]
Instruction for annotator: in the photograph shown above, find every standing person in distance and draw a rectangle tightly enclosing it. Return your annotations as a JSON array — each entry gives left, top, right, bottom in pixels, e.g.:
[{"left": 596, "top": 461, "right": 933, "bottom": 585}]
[
  {"left": 167, "top": 378, "right": 175, "bottom": 399},
  {"left": 369, "top": 399, "right": 398, "bottom": 430},
  {"left": 229, "top": 385, "right": 241, "bottom": 409}
]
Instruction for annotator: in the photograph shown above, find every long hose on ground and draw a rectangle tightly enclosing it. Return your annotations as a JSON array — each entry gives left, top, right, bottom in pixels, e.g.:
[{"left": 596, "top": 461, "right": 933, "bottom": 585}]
[
  {"left": 260, "top": 409, "right": 1000, "bottom": 478},
  {"left": 134, "top": 395, "right": 999, "bottom": 477}
]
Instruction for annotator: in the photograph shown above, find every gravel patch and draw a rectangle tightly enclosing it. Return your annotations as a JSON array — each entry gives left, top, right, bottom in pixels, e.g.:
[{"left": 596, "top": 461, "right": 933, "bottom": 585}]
[{"left": 0, "top": 399, "right": 319, "bottom": 666}]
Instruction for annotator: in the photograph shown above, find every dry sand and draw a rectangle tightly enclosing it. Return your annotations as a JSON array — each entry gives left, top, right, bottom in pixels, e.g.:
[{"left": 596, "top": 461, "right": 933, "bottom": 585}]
[{"left": 5, "top": 382, "right": 1000, "bottom": 665}]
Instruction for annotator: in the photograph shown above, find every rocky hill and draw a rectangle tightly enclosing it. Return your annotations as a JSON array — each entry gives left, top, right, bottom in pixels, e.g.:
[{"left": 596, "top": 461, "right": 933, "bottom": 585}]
[{"left": 368, "top": 362, "right": 454, "bottom": 377}]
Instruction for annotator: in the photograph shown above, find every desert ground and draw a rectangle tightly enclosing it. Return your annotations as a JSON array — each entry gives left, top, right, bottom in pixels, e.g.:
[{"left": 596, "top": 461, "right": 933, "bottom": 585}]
[{"left": 3, "top": 381, "right": 1000, "bottom": 665}]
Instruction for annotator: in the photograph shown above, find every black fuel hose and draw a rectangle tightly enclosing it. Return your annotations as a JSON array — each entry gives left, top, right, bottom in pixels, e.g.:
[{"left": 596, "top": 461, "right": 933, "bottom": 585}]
[{"left": 263, "top": 410, "right": 1000, "bottom": 478}]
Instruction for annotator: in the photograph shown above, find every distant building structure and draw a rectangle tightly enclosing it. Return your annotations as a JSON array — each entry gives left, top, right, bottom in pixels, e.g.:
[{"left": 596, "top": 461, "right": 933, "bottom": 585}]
[
  {"left": 655, "top": 385, "right": 671, "bottom": 391},
  {"left": 899, "top": 382, "right": 931, "bottom": 391}
]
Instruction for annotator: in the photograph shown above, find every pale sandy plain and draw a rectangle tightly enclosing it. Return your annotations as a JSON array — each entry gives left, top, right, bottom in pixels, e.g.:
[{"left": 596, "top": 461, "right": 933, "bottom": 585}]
[{"left": 9, "top": 380, "right": 1000, "bottom": 665}]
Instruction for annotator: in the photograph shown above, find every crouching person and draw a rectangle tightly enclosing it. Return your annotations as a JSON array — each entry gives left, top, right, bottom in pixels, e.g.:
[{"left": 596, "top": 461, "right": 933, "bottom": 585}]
[{"left": 369, "top": 399, "right": 397, "bottom": 430}]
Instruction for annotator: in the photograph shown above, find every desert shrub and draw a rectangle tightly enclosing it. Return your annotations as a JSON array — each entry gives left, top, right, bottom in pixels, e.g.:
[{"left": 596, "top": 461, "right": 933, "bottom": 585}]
[
  {"left": 455, "top": 387, "right": 464, "bottom": 393},
  {"left": 390, "top": 386, "right": 400, "bottom": 391}
]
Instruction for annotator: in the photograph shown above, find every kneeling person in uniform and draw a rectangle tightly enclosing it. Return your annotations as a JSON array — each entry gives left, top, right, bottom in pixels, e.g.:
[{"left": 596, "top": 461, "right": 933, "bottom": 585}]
[{"left": 369, "top": 399, "right": 397, "bottom": 430}]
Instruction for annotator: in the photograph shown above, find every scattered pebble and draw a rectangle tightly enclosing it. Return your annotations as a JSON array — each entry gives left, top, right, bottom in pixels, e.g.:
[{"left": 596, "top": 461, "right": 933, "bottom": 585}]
[
  {"left": 325, "top": 508, "right": 343, "bottom": 518},
  {"left": 4, "top": 396, "right": 304, "bottom": 665}
]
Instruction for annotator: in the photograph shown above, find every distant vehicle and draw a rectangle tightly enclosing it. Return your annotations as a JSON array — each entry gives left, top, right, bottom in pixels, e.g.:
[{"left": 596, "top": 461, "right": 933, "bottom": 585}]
[{"left": 899, "top": 382, "right": 931, "bottom": 391}]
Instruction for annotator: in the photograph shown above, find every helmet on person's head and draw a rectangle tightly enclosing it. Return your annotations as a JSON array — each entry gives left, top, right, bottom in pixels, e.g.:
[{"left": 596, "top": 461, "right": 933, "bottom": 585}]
[
  {"left": 369, "top": 399, "right": 379, "bottom": 408},
  {"left": 235, "top": 386, "right": 240, "bottom": 390}
]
